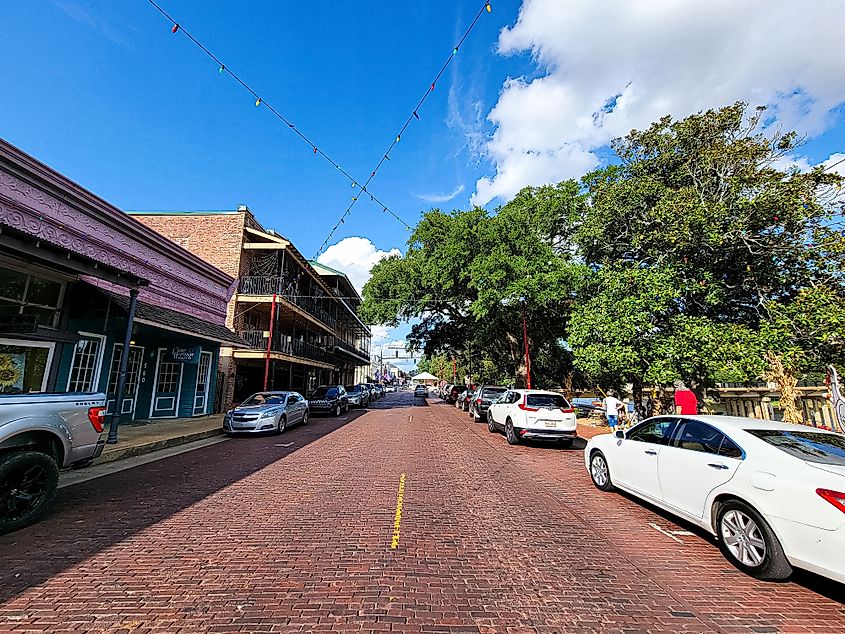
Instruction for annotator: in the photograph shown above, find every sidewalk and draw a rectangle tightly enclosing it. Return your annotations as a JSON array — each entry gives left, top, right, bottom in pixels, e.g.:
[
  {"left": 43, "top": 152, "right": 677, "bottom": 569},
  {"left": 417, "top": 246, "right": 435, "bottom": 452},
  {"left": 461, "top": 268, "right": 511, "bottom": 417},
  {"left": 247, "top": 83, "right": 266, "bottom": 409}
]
[{"left": 96, "top": 414, "right": 225, "bottom": 465}]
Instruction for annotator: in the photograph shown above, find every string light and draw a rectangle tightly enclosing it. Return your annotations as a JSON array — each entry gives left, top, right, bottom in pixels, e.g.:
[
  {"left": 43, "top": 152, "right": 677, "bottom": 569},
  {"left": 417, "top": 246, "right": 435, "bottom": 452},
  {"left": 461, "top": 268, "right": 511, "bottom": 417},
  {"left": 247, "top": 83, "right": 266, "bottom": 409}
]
[
  {"left": 145, "top": 0, "right": 407, "bottom": 236},
  {"left": 314, "top": 0, "right": 493, "bottom": 257},
  {"left": 486, "top": 2, "right": 492, "bottom": 12},
  {"left": 144, "top": 0, "right": 491, "bottom": 258}
]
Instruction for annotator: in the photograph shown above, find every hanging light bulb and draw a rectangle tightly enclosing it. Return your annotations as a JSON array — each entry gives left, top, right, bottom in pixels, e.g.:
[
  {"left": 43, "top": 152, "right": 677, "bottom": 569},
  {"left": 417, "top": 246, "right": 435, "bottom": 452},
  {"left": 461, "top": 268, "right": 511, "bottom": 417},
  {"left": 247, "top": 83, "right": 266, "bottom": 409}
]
[
  {"left": 255, "top": 97, "right": 262, "bottom": 107},
  {"left": 452, "top": 46, "right": 458, "bottom": 55},
  {"left": 486, "top": 1, "right": 492, "bottom": 13},
  {"left": 313, "top": 147, "right": 318, "bottom": 154},
  {"left": 371, "top": 171, "right": 376, "bottom": 177},
  {"left": 171, "top": 23, "right": 179, "bottom": 33},
  {"left": 218, "top": 64, "right": 225, "bottom": 74},
  {"left": 430, "top": 82, "right": 436, "bottom": 91},
  {"left": 352, "top": 182, "right": 357, "bottom": 188},
  {"left": 396, "top": 134, "right": 401, "bottom": 142}
]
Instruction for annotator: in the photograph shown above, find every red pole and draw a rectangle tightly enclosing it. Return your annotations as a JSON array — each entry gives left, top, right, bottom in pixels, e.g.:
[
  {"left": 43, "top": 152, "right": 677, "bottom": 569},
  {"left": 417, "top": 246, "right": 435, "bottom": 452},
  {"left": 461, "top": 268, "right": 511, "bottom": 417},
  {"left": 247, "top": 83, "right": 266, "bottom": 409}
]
[
  {"left": 452, "top": 357, "right": 457, "bottom": 383},
  {"left": 522, "top": 302, "right": 532, "bottom": 389},
  {"left": 263, "top": 293, "right": 277, "bottom": 390}
]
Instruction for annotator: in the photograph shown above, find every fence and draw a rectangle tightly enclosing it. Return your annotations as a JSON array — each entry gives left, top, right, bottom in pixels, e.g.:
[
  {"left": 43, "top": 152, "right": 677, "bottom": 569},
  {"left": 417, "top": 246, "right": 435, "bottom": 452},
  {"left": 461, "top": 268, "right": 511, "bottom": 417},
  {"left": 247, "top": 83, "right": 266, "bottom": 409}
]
[{"left": 712, "top": 385, "right": 837, "bottom": 429}]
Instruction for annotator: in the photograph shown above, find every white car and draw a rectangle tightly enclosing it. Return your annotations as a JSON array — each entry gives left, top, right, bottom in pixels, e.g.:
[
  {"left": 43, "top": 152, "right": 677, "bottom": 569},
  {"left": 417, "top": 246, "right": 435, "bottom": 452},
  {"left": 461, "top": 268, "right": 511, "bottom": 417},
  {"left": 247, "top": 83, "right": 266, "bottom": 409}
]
[
  {"left": 487, "top": 389, "right": 577, "bottom": 448},
  {"left": 385, "top": 385, "right": 397, "bottom": 393},
  {"left": 585, "top": 415, "right": 845, "bottom": 583}
]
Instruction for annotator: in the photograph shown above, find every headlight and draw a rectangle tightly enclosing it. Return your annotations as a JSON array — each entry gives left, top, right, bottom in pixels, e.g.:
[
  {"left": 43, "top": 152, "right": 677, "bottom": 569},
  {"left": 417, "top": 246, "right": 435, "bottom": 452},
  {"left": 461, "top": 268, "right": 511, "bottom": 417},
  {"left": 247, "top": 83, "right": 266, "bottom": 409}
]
[{"left": 257, "top": 410, "right": 274, "bottom": 419}]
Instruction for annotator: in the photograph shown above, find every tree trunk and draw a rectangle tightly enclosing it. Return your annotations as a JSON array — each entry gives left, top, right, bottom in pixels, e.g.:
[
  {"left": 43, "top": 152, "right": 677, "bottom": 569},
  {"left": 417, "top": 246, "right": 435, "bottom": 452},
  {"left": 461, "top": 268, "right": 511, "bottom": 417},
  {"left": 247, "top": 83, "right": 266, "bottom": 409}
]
[{"left": 765, "top": 351, "right": 803, "bottom": 424}]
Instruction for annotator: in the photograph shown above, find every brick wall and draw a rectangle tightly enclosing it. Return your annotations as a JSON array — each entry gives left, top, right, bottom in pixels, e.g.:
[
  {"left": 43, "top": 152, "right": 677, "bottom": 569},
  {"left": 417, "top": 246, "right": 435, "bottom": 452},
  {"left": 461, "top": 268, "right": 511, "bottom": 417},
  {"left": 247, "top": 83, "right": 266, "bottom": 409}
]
[{"left": 132, "top": 213, "right": 246, "bottom": 279}]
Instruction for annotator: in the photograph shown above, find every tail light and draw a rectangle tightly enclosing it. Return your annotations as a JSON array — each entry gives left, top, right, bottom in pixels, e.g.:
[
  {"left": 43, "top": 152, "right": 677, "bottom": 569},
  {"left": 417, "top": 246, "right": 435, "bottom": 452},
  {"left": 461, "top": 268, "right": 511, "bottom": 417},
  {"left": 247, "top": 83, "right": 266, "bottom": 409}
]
[
  {"left": 476, "top": 398, "right": 482, "bottom": 404},
  {"left": 88, "top": 406, "right": 106, "bottom": 433},
  {"left": 560, "top": 407, "right": 575, "bottom": 413},
  {"left": 817, "top": 488, "right": 845, "bottom": 514},
  {"left": 518, "top": 403, "right": 539, "bottom": 412}
]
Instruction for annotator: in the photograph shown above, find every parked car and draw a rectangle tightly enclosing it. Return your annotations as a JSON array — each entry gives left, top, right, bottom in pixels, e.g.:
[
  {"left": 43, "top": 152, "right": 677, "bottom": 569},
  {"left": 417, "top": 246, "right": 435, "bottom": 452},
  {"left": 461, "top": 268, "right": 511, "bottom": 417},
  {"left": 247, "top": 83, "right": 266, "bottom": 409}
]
[
  {"left": 414, "top": 384, "right": 428, "bottom": 398},
  {"left": 447, "top": 385, "right": 461, "bottom": 404},
  {"left": 469, "top": 385, "right": 508, "bottom": 422},
  {"left": 385, "top": 384, "right": 397, "bottom": 393},
  {"left": 585, "top": 415, "right": 845, "bottom": 583},
  {"left": 308, "top": 385, "right": 349, "bottom": 416},
  {"left": 224, "top": 391, "right": 309, "bottom": 434},
  {"left": 345, "top": 384, "right": 369, "bottom": 408},
  {"left": 487, "top": 389, "right": 577, "bottom": 447},
  {"left": 459, "top": 386, "right": 477, "bottom": 411},
  {"left": 375, "top": 384, "right": 386, "bottom": 398},
  {"left": 0, "top": 392, "right": 107, "bottom": 533},
  {"left": 441, "top": 384, "right": 454, "bottom": 401},
  {"left": 456, "top": 389, "right": 467, "bottom": 409},
  {"left": 365, "top": 383, "right": 378, "bottom": 400}
]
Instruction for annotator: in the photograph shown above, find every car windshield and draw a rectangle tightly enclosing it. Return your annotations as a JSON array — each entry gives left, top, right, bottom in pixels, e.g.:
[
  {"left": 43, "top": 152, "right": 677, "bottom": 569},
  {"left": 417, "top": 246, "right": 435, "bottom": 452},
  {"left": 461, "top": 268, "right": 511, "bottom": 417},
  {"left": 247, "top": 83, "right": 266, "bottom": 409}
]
[
  {"left": 345, "top": 385, "right": 360, "bottom": 393},
  {"left": 526, "top": 394, "right": 569, "bottom": 409},
  {"left": 482, "top": 387, "right": 506, "bottom": 399},
  {"left": 310, "top": 387, "right": 337, "bottom": 399},
  {"left": 748, "top": 429, "right": 845, "bottom": 466},
  {"left": 241, "top": 393, "right": 286, "bottom": 406}
]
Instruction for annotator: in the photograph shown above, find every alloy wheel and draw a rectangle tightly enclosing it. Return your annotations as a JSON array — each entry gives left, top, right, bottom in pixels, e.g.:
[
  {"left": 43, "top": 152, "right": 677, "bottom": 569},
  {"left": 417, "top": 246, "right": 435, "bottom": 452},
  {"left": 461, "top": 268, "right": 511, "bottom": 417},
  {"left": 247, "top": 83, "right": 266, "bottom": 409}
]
[
  {"left": 591, "top": 454, "right": 609, "bottom": 487},
  {"left": 721, "top": 509, "right": 767, "bottom": 567}
]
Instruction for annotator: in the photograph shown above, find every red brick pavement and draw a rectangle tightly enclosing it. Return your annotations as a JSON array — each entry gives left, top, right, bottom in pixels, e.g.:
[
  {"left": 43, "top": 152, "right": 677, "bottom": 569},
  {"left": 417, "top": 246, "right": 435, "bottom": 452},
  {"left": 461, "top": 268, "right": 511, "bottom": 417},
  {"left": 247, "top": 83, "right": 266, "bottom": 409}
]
[{"left": 0, "top": 394, "right": 843, "bottom": 633}]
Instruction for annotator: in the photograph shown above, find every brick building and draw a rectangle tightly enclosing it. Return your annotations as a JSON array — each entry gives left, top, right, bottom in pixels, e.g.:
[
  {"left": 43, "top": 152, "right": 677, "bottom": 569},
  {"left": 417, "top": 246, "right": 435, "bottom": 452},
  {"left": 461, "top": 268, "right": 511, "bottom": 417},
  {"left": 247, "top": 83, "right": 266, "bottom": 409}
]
[{"left": 130, "top": 207, "right": 371, "bottom": 406}]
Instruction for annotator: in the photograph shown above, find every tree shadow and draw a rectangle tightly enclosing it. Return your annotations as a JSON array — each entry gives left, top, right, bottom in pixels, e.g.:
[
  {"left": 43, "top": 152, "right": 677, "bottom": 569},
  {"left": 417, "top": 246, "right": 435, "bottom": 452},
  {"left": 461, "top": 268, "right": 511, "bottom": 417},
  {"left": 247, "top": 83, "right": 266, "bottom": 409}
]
[{"left": 0, "top": 410, "right": 365, "bottom": 603}]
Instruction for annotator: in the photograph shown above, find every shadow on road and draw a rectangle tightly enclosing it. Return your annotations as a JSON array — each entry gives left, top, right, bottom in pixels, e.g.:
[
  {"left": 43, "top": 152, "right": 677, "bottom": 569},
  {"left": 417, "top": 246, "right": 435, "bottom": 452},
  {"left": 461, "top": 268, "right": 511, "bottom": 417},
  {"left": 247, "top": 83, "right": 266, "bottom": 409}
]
[{"left": 0, "top": 410, "right": 366, "bottom": 603}]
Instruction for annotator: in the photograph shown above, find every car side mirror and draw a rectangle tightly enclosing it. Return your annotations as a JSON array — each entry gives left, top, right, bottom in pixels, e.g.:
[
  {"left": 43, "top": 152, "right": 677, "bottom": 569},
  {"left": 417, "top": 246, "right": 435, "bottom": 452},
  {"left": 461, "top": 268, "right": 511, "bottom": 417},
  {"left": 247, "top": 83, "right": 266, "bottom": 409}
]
[{"left": 615, "top": 430, "right": 625, "bottom": 439}]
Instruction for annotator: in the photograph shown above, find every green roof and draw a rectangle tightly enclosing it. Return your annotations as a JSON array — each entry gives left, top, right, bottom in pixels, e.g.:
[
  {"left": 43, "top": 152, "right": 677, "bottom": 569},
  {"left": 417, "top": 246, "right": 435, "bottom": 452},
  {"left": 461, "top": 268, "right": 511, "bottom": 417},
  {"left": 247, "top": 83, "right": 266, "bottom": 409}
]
[{"left": 309, "top": 260, "right": 348, "bottom": 279}]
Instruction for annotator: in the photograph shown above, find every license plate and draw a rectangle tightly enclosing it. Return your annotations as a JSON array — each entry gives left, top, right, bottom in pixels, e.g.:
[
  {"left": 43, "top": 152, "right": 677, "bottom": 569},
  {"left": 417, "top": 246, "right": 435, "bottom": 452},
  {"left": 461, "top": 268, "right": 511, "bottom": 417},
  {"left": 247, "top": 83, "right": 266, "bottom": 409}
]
[{"left": 544, "top": 420, "right": 557, "bottom": 428}]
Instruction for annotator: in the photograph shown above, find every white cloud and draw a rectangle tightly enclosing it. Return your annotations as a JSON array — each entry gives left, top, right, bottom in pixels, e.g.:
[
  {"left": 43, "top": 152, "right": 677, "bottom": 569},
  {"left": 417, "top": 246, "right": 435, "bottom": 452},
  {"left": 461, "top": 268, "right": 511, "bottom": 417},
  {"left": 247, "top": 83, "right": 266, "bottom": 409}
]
[
  {"left": 370, "top": 325, "right": 391, "bottom": 344},
  {"left": 316, "top": 236, "right": 401, "bottom": 294},
  {"left": 415, "top": 184, "right": 466, "bottom": 203},
  {"left": 472, "top": 0, "right": 845, "bottom": 205},
  {"left": 771, "top": 152, "right": 845, "bottom": 175}
]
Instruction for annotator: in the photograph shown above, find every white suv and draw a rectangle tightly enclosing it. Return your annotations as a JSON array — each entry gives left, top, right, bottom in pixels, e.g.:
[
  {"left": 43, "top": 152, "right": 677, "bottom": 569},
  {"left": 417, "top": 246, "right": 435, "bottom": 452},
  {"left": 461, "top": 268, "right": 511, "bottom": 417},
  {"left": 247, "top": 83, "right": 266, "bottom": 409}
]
[{"left": 487, "top": 389, "right": 577, "bottom": 448}]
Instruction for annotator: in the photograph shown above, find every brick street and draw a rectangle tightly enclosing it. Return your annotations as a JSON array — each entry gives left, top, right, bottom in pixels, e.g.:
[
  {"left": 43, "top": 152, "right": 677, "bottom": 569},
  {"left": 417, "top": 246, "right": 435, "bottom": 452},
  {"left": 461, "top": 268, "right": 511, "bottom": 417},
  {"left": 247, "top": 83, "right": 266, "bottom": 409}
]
[{"left": 1, "top": 392, "right": 844, "bottom": 633}]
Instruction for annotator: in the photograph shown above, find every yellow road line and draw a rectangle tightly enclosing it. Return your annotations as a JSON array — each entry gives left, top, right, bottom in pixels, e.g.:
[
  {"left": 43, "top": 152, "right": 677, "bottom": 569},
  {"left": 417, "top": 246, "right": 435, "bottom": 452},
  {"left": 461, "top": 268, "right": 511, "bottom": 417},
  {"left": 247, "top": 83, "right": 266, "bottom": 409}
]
[{"left": 391, "top": 472, "right": 406, "bottom": 549}]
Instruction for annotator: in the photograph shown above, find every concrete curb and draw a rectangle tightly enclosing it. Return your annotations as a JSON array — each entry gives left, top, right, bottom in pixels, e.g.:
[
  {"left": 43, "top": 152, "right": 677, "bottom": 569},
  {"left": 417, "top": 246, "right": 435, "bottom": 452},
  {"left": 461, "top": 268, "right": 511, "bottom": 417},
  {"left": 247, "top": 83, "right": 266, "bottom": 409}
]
[{"left": 95, "top": 427, "right": 224, "bottom": 465}]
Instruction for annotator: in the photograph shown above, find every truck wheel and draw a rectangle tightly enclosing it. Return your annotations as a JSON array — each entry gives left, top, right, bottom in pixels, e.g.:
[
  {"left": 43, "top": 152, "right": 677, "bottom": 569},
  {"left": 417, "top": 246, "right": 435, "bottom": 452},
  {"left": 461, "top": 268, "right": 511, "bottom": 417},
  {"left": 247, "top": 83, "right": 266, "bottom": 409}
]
[{"left": 0, "top": 451, "right": 60, "bottom": 535}]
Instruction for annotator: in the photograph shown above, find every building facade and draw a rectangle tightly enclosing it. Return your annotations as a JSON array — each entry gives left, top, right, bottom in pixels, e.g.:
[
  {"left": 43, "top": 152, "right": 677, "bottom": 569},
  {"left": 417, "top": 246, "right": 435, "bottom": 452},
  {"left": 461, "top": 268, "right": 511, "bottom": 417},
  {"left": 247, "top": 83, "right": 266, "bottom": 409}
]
[
  {"left": 130, "top": 208, "right": 371, "bottom": 406},
  {"left": 0, "top": 139, "right": 243, "bottom": 423}
]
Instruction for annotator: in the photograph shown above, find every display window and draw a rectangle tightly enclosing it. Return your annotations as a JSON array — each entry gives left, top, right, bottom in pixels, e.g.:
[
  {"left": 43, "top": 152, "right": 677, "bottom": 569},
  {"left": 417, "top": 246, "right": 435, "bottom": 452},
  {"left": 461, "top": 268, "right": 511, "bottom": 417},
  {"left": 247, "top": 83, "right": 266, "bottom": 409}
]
[{"left": 0, "top": 339, "right": 55, "bottom": 393}]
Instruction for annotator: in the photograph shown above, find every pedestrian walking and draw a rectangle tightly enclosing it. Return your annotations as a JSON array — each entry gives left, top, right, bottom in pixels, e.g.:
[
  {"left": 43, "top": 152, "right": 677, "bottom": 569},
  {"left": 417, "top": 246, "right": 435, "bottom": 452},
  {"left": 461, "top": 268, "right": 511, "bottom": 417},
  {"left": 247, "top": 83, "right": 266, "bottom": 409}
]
[{"left": 602, "top": 391, "right": 623, "bottom": 433}]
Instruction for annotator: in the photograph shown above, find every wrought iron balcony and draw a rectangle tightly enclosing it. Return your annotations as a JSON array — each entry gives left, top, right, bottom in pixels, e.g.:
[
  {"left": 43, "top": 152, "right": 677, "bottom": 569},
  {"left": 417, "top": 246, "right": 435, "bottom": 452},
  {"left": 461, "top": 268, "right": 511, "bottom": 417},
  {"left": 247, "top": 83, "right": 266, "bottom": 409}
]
[
  {"left": 239, "top": 276, "right": 337, "bottom": 331},
  {"left": 335, "top": 339, "right": 371, "bottom": 361},
  {"left": 236, "top": 330, "right": 335, "bottom": 365}
]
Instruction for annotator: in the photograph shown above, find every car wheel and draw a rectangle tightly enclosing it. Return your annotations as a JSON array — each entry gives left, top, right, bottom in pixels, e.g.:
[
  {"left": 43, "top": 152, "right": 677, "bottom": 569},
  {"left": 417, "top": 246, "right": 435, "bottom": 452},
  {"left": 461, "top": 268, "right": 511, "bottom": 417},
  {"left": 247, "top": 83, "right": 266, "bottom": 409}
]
[
  {"left": 487, "top": 416, "right": 497, "bottom": 433},
  {"left": 717, "top": 499, "right": 792, "bottom": 580},
  {"left": 301, "top": 411, "right": 309, "bottom": 425},
  {"left": 589, "top": 451, "right": 614, "bottom": 492},
  {"left": 277, "top": 415, "right": 287, "bottom": 434},
  {"left": 0, "top": 451, "right": 59, "bottom": 535},
  {"left": 558, "top": 438, "right": 574, "bottom": 449},
  {"left": 335, "top": 404, "right": 342, "bottom": 417},
  {"left": 505, "top": 419, "right": 520, "bottom": 445}
]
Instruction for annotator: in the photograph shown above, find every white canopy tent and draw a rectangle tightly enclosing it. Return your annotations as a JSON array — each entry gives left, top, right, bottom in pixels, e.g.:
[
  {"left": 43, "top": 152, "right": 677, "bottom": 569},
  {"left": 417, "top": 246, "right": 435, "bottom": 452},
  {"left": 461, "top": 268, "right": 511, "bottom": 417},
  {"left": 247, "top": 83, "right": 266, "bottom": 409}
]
[{"left": 412, "top": 372, "right": 439, "bottom": 384}]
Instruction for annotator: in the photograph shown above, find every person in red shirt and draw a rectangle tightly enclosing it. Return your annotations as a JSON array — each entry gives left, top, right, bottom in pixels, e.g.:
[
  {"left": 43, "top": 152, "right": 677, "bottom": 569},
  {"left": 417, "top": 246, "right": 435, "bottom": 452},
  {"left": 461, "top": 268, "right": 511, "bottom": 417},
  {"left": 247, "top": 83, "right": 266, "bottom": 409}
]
[{"left": 674, "top": 380, "right": 698, "bottom": 415}]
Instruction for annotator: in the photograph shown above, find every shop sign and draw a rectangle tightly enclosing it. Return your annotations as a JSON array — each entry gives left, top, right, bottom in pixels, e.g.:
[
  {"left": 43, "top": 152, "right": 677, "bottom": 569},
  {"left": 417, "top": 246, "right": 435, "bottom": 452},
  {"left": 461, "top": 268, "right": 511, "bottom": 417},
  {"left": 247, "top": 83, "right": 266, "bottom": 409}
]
[{"left": 164, "top": 345, "right": 201, "bottom": 364}]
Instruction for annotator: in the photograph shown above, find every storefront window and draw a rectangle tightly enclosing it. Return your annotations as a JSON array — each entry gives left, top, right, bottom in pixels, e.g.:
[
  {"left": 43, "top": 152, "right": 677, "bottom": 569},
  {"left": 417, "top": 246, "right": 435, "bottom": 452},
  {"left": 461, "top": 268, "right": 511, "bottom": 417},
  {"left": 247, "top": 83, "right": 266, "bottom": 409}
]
[
  {"left": 0, "top": 267, "right": 64, "bottom": 328},
  {"left": 0, "top": 340, "right": 55, "bottom": 393}
]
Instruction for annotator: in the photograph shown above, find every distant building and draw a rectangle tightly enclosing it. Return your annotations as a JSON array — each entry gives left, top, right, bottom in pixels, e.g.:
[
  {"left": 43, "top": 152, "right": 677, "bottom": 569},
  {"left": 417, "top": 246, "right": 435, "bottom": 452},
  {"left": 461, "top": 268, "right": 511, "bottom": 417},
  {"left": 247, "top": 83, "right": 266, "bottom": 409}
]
[
  {"left": 0, "top": 139, "right": 243, "bottom": 421},
  {"left": 130, "top": 207, "right": 371, "bottom": 406}
]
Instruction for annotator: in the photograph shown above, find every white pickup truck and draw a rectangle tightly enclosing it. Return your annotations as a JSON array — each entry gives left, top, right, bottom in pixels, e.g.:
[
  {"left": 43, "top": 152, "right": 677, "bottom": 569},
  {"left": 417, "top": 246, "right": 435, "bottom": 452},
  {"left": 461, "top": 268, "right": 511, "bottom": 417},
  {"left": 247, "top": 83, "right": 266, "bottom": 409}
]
[{"left": 0, "top": 392, "right": 106, "bottom": 533}]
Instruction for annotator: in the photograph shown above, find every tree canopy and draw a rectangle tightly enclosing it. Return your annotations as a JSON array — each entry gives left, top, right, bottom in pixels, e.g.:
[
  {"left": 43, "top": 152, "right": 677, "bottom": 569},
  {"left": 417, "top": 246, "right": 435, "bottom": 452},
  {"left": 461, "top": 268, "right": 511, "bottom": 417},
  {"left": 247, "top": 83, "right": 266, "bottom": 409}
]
[{"left": 361, "top": 103, "right": 844, "bottom": 393}]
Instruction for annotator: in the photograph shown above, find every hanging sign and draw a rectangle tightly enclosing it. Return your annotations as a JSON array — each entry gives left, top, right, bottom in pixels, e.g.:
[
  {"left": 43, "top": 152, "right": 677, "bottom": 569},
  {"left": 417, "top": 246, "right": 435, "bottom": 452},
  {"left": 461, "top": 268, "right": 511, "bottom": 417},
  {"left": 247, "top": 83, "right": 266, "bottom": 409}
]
[{"left": 165, "top": 346, "right": 201, "bottom": 364}]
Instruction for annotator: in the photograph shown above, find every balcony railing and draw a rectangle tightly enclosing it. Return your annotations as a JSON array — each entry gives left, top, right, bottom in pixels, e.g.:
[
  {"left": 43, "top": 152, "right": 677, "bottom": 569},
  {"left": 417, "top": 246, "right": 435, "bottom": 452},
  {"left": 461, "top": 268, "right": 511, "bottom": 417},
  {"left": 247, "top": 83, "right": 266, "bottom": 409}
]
[
  {"left": 335, "top": 339, "right": 370, "bottom": 361},
  {"left": 237, "top": 330, "right": 335, "bottom": 366},
  {"left": 239, "top": 276, "right": 336, "bottom": 330}
]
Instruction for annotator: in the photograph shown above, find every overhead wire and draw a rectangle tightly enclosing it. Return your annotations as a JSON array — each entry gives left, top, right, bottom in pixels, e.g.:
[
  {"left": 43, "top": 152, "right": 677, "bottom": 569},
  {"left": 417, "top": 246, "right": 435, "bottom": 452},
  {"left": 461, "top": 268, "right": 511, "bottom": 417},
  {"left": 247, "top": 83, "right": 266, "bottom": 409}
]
[
  {"left": 313, "top": 0, "right": 494, "bottom": 257},
  {"left": 144, "top": 0, "right": 414, "bottom": 238}
]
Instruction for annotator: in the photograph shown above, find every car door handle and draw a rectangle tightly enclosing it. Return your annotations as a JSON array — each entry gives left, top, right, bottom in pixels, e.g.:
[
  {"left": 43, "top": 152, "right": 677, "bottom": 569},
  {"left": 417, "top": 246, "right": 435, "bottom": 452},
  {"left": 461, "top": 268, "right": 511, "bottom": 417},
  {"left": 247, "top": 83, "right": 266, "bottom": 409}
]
[
  {"left": 644, "top": 449, "right": 658, "bottom": 456},
  {"left": 708, "top": 463, "right": 729, "bottom": 470}
]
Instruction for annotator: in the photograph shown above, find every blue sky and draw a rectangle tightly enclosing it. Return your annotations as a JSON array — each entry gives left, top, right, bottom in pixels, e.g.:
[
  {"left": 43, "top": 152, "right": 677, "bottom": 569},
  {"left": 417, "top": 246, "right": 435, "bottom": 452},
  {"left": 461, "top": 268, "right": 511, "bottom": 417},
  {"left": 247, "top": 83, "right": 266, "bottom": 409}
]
[{"left": 2, "top": 1, "right": 844, "bottom": 371}]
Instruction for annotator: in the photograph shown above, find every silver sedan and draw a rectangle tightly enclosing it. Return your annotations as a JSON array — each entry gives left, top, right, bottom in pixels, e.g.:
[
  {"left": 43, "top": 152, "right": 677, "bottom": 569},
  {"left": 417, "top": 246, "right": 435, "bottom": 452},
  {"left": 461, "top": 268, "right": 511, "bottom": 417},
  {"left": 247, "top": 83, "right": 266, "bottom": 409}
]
[{"left": 223, "top": 391, "right": 309, "bottom": 434}]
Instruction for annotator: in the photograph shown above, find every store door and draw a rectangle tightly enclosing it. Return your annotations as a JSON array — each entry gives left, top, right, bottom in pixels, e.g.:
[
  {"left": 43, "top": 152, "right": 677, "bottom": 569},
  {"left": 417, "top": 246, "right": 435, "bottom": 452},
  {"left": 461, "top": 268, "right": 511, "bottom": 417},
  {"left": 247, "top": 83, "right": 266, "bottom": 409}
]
[
  {"left": 150, "top": 348, "right": 183, "bottom": 418},
  {"left": 193, "top": 351, "right": 213, "bottom": 416},
  {"left": 106, "top": 344, "right": 143, "bottom": 417}
]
